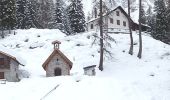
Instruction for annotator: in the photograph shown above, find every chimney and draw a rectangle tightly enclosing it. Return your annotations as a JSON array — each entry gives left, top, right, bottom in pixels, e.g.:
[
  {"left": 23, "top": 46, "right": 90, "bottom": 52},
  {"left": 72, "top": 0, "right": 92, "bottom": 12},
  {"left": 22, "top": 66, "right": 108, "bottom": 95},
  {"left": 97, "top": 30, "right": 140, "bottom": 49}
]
[{"left": 52, "top": 40, "right": 61, "bottom": 49}]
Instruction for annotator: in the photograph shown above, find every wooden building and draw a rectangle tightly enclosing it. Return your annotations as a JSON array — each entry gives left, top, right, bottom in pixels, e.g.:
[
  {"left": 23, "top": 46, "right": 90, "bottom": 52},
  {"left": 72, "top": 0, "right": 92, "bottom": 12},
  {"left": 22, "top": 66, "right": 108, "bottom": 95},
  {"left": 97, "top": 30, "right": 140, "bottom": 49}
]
[
  {"left": 42, "top": 40, "right": 73, "bottom": 77},
  {"left": 0, "top": 51, "right": 24, "bottom": 82},
  {"left": 83, "top": 65, "right": 96, "bottom": 76}
]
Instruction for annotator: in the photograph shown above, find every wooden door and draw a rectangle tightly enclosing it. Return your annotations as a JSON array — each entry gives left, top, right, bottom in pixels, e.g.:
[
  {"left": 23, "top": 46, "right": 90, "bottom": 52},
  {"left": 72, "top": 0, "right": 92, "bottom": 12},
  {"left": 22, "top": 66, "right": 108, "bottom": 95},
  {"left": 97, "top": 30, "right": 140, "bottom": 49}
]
[
  {"left": 0, "top": 72, "right": 4, "bottom": 79},
  {"left": 54, "top": 68, "right": 61, "bottom": 76}
]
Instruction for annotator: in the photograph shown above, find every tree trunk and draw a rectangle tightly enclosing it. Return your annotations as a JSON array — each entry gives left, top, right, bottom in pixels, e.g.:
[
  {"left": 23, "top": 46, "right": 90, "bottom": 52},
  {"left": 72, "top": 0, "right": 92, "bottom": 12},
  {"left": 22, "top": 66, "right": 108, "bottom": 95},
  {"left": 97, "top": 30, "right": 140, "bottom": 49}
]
[
  {"left": 1, "top": 29, "right": 4, "bottom": 38},
  {"left": 128, "top": 0, "right": 133, "bottom": 55},
  {"left": 137, "top": 0, "right": 142, "bottom": 59},
  {"left": 99, "top": 0, "right": 104, "bottom": 71}
]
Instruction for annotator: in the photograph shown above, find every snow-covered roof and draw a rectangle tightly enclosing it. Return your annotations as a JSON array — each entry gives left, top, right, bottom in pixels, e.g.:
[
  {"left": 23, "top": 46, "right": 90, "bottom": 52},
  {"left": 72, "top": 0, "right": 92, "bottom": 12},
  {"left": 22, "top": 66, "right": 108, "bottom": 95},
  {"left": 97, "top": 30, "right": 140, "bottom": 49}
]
[
  {"left": 87, "top": 6, "right": 134, "bottom": 24},
  {"left": 0, "top": 45, "right": 26, "bottom": 66}
]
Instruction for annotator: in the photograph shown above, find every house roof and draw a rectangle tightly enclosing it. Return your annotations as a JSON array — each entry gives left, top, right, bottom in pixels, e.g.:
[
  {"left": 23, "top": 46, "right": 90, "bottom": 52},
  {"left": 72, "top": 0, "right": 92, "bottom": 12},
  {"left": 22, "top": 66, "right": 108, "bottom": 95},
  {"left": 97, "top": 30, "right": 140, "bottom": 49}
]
[
  {"left": 42, "top": 49, "right": 73, "bottom": 70},
  {"left": 83, "top": 65, "right": 96, "bottom": 70},
  {"left": 0, "top": 51, "right": 24, "bottom": 66},
  {"left": 87, "top": 6, "right": 134, "bottom": 24}
]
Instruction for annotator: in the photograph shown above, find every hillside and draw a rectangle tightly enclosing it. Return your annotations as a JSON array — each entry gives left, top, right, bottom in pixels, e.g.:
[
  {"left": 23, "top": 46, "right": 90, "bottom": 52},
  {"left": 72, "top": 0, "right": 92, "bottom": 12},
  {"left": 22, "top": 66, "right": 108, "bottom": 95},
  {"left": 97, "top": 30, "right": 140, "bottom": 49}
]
[{"left": 0, "top": 29, "right": 170, "bottom": 100}]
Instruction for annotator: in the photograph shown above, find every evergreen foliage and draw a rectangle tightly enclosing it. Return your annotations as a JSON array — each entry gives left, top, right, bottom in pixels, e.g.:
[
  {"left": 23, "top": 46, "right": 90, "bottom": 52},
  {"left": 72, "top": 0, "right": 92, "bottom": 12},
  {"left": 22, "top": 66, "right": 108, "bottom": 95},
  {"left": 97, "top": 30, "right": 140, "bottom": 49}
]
[
  {"left": 140, "top": 5, "right": 146, "bottom": 24},
  {"left": 16, "top": 0, "right": 36, "bottom": 29},
  {"left": 166, "top": 1, "right": 170, "bottom": 32},
  {"left": 153, "top": 0, "right": 167, "bottom": 41},
  {"left": 67, "top": 0, "right": 86, "bottom": 33},
  {"left": 0, "top": 0, "right": 16, "bottom": 30},
  {"left": 53, "top": 0, "right": 65, "bottom": 30}
]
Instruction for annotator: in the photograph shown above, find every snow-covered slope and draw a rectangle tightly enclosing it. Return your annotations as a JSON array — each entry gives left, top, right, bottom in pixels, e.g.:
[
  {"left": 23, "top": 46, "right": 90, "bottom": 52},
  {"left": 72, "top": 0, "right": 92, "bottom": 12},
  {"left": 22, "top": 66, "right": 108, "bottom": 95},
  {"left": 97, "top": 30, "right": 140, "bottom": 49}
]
[{"left": 0, "top": 29, "right": 170, "bottom": 100}]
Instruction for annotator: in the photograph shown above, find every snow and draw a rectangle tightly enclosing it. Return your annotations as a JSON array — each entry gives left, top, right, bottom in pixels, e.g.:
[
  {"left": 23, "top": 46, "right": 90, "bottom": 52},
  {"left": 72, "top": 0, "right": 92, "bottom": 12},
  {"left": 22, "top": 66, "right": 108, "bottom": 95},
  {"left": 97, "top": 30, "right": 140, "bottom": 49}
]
[
  {"left": 0, "top": 29, "right": 170, "bottom": 100},
  {"left": 0, "top": 44, "right": 26, "bottom": 66}
]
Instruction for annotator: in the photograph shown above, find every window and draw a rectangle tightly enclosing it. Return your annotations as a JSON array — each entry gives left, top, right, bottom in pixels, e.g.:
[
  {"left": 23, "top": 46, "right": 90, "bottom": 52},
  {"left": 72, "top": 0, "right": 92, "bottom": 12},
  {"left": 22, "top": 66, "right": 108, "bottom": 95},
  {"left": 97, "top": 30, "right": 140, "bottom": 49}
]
[
  {"left": 94, "top": 8, "right": 97, "bottom": 18},
  {"left": 56, "top": 58, "right": 60, "bottom": 65},
  {"left": 123, "top": 21, "right": 126, "bottom": 26},
  {"left": 91, "top": 24, "right": 93, "bottom": 29},
  {"left": 117, "top": 20, "right": 120, "bottom": 25},
  {"left": 110, "top": 18, "right": 113, "bottom": 24},
  {"left": 0, "top": 72, "right": 4, "bottom": 79},
  {"left": 0, "top": 58, "right": 4, "bottom": 65},
  {"left": 116, "top": 11, "right": 120, "bottom": 16}
]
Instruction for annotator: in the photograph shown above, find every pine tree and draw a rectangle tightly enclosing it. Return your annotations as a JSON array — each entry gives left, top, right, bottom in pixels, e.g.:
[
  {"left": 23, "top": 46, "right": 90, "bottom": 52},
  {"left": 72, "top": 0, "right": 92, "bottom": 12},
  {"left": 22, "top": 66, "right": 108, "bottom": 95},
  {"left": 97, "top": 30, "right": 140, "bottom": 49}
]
[
  {"left": 53, "top": 0, "right": 65, "bottom": 30},
  {"left": 0, "top": 0, "right": 16, "bottom": 37},
  {"left": 23, "top": 0, "right": 36, "bottom": 29},
  {"left": 39, "top": 0, "right": 54, "bottom": 28},
  {"left": 5, "top": 0, "right": 16, "bottom": 31},
  {"left": 67, "top": 0, "right": 86, "bottom": 33},
  {"left": 166, "top": 0, "right": 170, "bottom": 32},
  {"left": 0, "top": 0, "right": 6, "bottom": 38},
  {"left": 16, "top": 0, "right": 27, "bottom": 29},
  {"left": 146, "top": 6, "right": 154, "bottom": 32},
  {"left": 141, "top": 5, "right": 146, "bottom": 24},
  {"left": 153, "top": 0, "right": 167, "bottom": 41},
  {"left": 30, "top": 0, "right": 43, "bottom": 28},
  {"left": 63, "top": 9, "right": 73, "bottom": 35}
]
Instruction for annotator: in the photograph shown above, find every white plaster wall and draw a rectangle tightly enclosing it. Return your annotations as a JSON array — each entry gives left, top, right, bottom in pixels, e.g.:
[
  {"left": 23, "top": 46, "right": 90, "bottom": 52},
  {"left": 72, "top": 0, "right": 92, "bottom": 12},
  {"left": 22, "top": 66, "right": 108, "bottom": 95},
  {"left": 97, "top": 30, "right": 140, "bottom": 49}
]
[
  {"left": 107, "top": 9, "right": 129, "bottom": 30},
  {"left": 87, "top": 19, "right": 100, "bottom": 32},
  {"left": 46, "top": 53, "right": 70, "bottom": 77},
  {"left": 87, "top": 8, "right": 129, "bottom": 32}
]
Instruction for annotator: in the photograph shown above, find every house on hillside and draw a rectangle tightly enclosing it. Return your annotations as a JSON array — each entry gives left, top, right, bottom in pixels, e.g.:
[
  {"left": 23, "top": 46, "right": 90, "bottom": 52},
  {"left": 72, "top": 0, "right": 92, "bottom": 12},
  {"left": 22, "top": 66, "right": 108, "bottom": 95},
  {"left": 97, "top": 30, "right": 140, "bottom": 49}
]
[
  {"left": 0, "top": 51, "right": 24, "bottom": 82},
  {"left": 87, "top": 6, "right": 149, "bottom": 33},
  {"left": 42, "top": 40, "right": 73, "bottom": 77}
]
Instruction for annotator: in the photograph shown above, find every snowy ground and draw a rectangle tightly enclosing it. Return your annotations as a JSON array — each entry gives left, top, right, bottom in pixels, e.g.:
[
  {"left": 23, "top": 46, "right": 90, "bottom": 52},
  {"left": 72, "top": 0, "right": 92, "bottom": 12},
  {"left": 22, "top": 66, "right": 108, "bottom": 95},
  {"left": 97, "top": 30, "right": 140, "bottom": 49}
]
[{"left": 0, "top": 29, "right": 170, "bottom": 100}]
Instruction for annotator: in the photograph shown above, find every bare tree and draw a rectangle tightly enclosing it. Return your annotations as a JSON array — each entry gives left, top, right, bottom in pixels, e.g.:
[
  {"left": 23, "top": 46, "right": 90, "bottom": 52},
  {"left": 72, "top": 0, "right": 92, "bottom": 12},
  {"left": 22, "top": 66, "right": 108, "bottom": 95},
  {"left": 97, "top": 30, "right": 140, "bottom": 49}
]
[
  {"left": 128, "top": 0, "right": 134, "bottom": 55},
  {"left": 98, "top": 0, "right": 104, "bottom": 71},
  {"left": 137, "top": 0, "right": 143, "bottom": 58}
]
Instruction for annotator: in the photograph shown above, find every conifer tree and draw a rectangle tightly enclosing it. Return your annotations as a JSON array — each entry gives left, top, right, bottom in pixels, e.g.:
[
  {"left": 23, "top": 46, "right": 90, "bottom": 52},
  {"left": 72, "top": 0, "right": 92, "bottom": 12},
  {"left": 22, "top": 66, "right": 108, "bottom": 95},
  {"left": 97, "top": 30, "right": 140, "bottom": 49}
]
[
  {"left": 63, "top": 9, "right": 73, "bottom": 35},
  {"left": 67, "top": 0, "right": 86, "bottom": 33},
  {"left": 35, "top": 0, "right": 54, "bottom": 28},
  {"left": 23, "top": 0, "right": 36, "bottom": 29},
  {"left": 166, "top": 0, "right": 170, "bottom": 32},
  {"left": 0, "top": 0, "right": 16, "bottom": 37},
  {"left": 53, "top": 0, "right": 65, "bottom": 30},
  {"left": 146, "top": 6, "right": 154, "bottom": 32},
  {"left": 153, "top": 0, "right": 167, "bottom": 41},
  {"left": 16, "top": 0, "right": 27, "bottom": 29},
  {"left": 141, "top": 5, "right": 146, "bottom": 24}
]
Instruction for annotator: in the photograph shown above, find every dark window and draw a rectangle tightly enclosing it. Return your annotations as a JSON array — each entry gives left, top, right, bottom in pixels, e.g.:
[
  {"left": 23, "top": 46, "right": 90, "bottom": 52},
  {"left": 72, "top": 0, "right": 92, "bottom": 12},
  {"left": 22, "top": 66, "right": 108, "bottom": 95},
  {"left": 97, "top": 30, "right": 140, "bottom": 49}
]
[
  {"left": 91, "top": 24, "right": 93, "bottom": 29},
  {"left": 56, "top": 58, "right": 60, "bottom": 65},
  {"left": 94, "top": 8, "right": 97, "bottom": 18},
  {"left": 0, "top": 72, "right": 4, "bottom": 79},
  {"left": 54, "top": 68, "right": 62, "bottom": 76},
  {"left": 0, "top": 58, "right": 4, "bottom": 65},
  {"left": 116, "top": 11, "right": 120, "bottom": 16},
  {"left": 110, "top": 18, "right": 113, "bottom": 24},
  {"left": 123, "top": 21, "right": 126, "bottom": 26},
  {"left": 117, "top": 20, "right": 120, "bottom": 25}
]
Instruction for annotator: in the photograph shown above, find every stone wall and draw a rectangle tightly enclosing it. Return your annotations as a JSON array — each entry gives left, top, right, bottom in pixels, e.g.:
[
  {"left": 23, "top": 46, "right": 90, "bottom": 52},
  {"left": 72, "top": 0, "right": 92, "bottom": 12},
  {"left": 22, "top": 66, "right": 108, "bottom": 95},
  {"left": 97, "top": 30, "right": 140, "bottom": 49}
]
[{"left": 46, "top": 53, "right": 70, "bottom": 77}]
